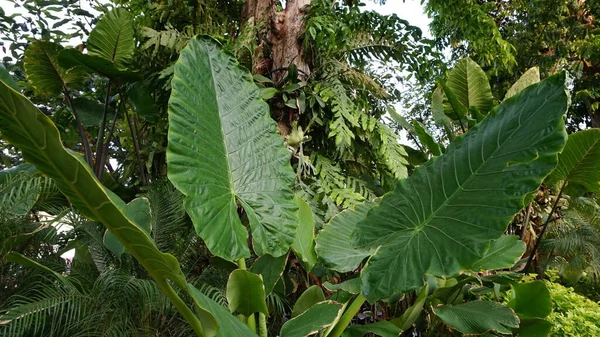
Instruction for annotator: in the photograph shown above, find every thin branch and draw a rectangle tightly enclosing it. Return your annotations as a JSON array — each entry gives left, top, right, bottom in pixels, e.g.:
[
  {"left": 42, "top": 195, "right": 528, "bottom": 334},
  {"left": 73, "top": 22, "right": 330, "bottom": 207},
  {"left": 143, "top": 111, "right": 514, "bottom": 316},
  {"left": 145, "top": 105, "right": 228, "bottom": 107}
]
[
  {"left": 124, "top": 100, "right": 148, "bottom": 185},
  {"left": 94, "top": 80, "right": 112, "bottom": 177},
  {"left": 62, "top": 90, "right": 93, "bottom": 168},
  {"left": 524, "top": 181, "right": 567, "bottom": 273},
  {"left": 96, "top": 98, "right": 121, "bottom": 181},
  {"left": 520, "top": 203, "right": 533, "bottom": 241}
]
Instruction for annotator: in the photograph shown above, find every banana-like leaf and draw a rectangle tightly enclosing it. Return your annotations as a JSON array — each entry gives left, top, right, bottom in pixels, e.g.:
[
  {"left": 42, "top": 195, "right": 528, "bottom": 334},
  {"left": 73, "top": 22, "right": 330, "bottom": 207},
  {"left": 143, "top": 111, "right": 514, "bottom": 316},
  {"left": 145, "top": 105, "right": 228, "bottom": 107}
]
[
  {"left": 315, "top": 201, "right": 375, "bottom": 272},
  {"left": 280, "top": 301, "right": 344, "bottom": 337},
  {"left": 445, "top": 57, "right": 494, "bottom": 114},
  {"left": 353, "top": 73, "right": 569, "bottom": 301},
  {"left": 504, "top": 67, "right": 540, "bottom": 101},
  {"left": 547, "top": 128, "right": 600, "bottom": 192},
  {"left": 167, "top": 36, "right": 298, "bottom": 260},
  {"left": 433, "top": 301, "right": 519, "bottom": 335},
  {"left": 291, "top": 196, "right": 318, "bottom": 271},
  {"left": 226, "top": 269, "right": 268, "bottom": 316},
  {"left": 470, "top": 235, "right": 526, "bottom": 271},
  {"left": 23, "top": 40, "right": 86, "bottom": 96},
  {"left": 0, "top": 80, "right": 218, "bottom": 337},
  {"left": 87, "top": 8, "right": 134, "bottom": 67}
]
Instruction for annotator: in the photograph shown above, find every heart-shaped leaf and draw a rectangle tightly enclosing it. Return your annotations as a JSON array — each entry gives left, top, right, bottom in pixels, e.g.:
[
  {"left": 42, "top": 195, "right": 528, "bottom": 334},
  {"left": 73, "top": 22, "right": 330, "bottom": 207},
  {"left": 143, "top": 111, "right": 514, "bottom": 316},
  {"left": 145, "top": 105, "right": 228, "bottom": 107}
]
[
  {"left": 354, "top": 73, "right": 569, "bottom": 301},
  {"left": 167, "top": 36, "right": 298, "bottom": 260}
]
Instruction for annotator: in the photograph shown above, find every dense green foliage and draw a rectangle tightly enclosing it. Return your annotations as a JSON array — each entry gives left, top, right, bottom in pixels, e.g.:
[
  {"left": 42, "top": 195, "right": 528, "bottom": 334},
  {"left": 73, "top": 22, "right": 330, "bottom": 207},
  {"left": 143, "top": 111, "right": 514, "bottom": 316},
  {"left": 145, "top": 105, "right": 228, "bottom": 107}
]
[{"left": 0, "top": 1, "right": 599, "bottom": 337}]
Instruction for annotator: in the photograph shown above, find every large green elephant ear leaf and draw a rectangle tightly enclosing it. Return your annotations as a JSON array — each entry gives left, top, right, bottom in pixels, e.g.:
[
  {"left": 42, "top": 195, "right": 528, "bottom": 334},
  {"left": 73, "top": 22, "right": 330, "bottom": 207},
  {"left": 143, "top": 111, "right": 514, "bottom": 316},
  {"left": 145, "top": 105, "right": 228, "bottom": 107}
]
[
  {"left": 0, "top": 80, "right": 218, "bottom": 337},
  {"left": 315, "top": 201, "right": 375, "bottom": 272},
  {"left": 167, "top": 36, "right": 298, "bottom": 261},
  {"left": 445, "top": 57, "right": 494, "bottom": 114},
  {"left": 23, "top": 40, "right": 86, "bottom": 96},
  {"left": 353, "top": 72, "right": 569, "bottom": 301},
  {"left": 547, "top": 129, "right": 600, "bottom": 193},
  {"left": 87, "top": 7, "right": 134, "bottom": 67}
]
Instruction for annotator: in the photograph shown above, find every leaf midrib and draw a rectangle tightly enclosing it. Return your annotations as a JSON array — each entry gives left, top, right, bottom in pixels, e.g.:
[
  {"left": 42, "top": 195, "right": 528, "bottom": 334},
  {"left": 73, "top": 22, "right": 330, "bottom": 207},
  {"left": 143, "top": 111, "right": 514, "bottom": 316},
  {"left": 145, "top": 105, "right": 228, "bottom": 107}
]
[
  {"left": 205, "top": 44, "right": 237, "bottom": 202},
  {"left": 384, "top": 87, "right": 559, "bottom": 249}
]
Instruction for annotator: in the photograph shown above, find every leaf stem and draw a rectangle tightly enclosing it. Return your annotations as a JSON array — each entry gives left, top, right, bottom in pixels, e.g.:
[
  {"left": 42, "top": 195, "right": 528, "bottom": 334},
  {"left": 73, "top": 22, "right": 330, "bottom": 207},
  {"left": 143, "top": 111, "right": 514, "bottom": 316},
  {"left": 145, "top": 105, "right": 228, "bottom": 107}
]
[
  {"left": 327, "top": 293, "right": 365, "bottom": 337},
  {"left": 62, "top": 90, "right": 93, "bottom": 168},
  {"left": 124, "top": 100, "right": 148, "bottom": 185},
  {"left": 258, "top": 312, "right": 268, "bottom": 337},
  {"left": 94, "top": 80, "right": 112, "bottom": 177},
  {"left": 524, "top": 181, "right": 567, "bottom": 273},
  {"left": 237, "top": 258, "right": 247, "bottom": 270},
  {"left": 156, "top": 279, "right": 206, "bottom": 337}
]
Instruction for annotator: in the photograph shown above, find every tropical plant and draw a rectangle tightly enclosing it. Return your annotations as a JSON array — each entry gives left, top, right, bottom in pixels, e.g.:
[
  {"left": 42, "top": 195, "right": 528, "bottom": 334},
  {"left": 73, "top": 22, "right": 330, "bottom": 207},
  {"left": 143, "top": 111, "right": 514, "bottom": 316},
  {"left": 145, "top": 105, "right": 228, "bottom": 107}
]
[
  {"left": 3, "top": 2, "right": 600, "bottom": 337},
  {"left": 0, "top": 26, "right": 573, "bottom": 335}
]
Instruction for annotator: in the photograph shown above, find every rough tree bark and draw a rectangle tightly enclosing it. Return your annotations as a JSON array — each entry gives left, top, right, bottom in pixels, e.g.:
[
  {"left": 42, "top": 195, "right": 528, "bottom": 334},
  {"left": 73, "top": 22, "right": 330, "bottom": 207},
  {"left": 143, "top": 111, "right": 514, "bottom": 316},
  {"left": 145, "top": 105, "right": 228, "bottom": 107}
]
[{"left": 241, "top": 0, "right": 311, "bottom": 135}]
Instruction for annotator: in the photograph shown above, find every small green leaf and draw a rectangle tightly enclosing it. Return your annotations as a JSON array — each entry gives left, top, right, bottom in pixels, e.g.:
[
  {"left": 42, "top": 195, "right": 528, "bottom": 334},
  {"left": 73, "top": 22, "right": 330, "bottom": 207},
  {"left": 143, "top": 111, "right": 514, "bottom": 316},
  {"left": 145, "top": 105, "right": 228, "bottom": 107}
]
[
  {"left": 548, "top": 129, "right": 600, "bottom": 192},
  {"left": 260, "top": 87, "right": 279, "bottom": 100},
  {"left": 72, "top": 97, "right": 112, "bottom": 127},
  {"left": 0, "top": 65, "right": 19, "bottom": 91},
  {"left": 87, "top": 8, "right": 134, "bottom": 67},
  {"left": 434, "top": 301, "right": 519, "bottom": 335},
  {"left": 446, "top": 57, "right": 494, "bottom": 114},
  {"left": 315, "top": 201, "right": 375, "bottom": 272},
  {"left": 189, "top": 284, "right": 258, "bottom": 337},
  {"left": 504, "top": 67, "right": 540, "bottom": 101},
  {"left": 249, "top": 253, "right": 288, "bottom": 296},
  {"left": 280, "top": 301, "right": 344, "bottom": 337},
  {"left": 253, "top": 74, "right": 273, "bottom": 84},
  {"left": 291, "top": 196, "right": 318, "bottom": 271},
  {"left": 507, "top": 281, "right": 552, "bottom": 319},
  {"left": 412, "top": 120, "right": 442, "bottom": 156},
  {"left": 516, "top": 318, "right": 552, "bottom": 337},
  {"left": 226, "top": 269, "right": 269, "bottom": 316},
  {"left": 470, "top": 235, "right": 526, "bottom": 271},
  {"left": 323, "top": 278, "right": 362, "bottom": 294},
  {"left": 58, "top": 49, "right": 141, "bottom": 81},
  {"left": 292, "top": 285, "right": 325, "bottom": 318},
  {"left": 24, "top": 40, "right": 86, "bottom": 96}
]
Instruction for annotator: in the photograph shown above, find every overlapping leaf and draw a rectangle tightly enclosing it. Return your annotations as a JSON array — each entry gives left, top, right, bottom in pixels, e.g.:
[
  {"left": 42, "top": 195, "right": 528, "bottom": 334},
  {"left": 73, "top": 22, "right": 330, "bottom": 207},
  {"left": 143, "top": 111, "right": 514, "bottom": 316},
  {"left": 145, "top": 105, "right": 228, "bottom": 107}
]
[
  {"left": 548, "top": 128, "right": 600, "bottom": 192},
  {"left": 0, "top": 79, "right": 217, "bottom": 336},
  {"left": 315, "top": 201, "right": 375, "bottom": 272},
  {"left": 167, "top": 36, "right": 298, "bottom": 261},
  {"left": 280, "top": 301, "right": 344, "bottom": 337},
  {"left": 87, "top": 8, "right": 134, "bottom": 67},
  {"left": 353, "top": 73, "right": 569, "bottom": 301},
  {"left": 445, "top": 57, "right": 494, "bottom": 114},
  {"left": 434, "top": 301, "right": 519, "bottom": 335},
  {"left": 504, "top": 67, "right": 540, "bottom": 101},
  {"left": 470, "top": 235, "right": 526, "bottom": 271},
  {"left": 24, "top": 40, "right": 86, "bottom": 96}
]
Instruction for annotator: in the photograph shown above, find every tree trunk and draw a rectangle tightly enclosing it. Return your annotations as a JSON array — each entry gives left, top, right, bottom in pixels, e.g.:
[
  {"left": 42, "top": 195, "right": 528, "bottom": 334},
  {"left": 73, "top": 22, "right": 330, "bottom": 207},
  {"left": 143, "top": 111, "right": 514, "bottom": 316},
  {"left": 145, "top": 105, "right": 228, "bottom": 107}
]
[{"left": 241, "top": 0, "right": 311, "bottom": 135}]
